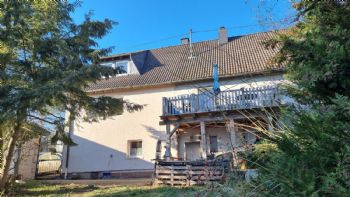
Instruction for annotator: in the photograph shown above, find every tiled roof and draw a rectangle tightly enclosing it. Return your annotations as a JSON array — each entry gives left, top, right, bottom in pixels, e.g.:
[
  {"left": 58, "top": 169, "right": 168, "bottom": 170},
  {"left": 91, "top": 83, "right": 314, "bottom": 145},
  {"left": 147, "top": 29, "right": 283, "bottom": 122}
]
[{"left": 87, "top": 31, "right": 282, "bottom": 92}]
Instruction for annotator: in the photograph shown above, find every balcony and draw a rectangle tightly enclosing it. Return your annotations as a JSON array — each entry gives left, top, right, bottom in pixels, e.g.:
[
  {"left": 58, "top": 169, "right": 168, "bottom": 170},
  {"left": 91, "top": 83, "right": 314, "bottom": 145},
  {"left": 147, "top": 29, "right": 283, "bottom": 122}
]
[{"left": 162, "top": 86, "right": 281, "bottom": 116}]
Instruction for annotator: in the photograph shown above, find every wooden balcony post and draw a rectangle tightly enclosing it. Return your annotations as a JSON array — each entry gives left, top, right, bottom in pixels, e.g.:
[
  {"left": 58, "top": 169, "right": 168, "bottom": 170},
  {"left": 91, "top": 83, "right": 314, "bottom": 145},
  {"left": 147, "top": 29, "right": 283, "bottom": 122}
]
[
  {"left": 164, "top": 124, "right": 172, "bottom": 161},
  {"left": 227, "top": 119, "right": 237, "bottom": 148},
  {"left": 190, "top": 94, "right": 198, "bottom": 112},
  {"left": 200, "top": 121, "right": 207, "bottom": 159},
  {"left": 267, "top": 115, "right": 274, "bottom": 132},
  {"left": 162, "top": 97, "right": 168, "bottom": 115}
]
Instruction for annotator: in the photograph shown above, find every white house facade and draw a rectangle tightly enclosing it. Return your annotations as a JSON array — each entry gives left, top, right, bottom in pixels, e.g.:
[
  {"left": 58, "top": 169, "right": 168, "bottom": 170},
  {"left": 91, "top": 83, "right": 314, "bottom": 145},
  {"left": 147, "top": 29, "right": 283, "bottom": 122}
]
[{"left": 62, "top": 27, "right": 285, "bottom": 179}]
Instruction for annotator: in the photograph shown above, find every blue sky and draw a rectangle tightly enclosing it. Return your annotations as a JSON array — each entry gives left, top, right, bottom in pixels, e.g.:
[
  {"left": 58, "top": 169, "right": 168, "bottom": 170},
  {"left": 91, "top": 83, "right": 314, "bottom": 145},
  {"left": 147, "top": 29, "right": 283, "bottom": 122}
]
[{"left": 72, "top": 0, "right": 295, "bottom": 54}]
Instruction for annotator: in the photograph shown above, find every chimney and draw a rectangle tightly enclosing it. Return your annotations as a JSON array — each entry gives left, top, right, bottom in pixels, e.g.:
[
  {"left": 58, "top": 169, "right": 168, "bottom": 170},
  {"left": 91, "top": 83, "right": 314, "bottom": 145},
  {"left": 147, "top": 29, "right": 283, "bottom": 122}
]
[
  {"left": 181, "top": 37, "right": 189, "bottom": 45},
  {"left": 218, "top": 26, "right": 228, "bottom": 45}
]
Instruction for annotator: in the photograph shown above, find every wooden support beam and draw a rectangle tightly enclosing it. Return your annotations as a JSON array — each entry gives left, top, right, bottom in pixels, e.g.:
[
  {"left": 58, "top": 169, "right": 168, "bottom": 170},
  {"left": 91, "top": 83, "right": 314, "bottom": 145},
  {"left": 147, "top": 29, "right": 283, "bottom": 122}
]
[
  {"left": 227, "top": 119, "right": 237, "bottom": 149},
  {"left": 169, "top": 124, "right": 180, "bottom": 138},
  {"left": 223, "top": 111, "right": 230, "bottom": 116},
  {"left": 160, "top": 114, "right": 244, "bottom": 126},
  {"left": 190, "top": 113, "right": 198, "bottom": 119},
  {"left": 164, "top": 124, "right": 172, "bottom": 160},
  {"left": 164, "top": 124, "right": 180, "bottom": 161},
  {"left": 159, "top": 109, "right": 276, "bottom": 126},
  {"left": 183, "top": 123, "right": 191, "bottom": 128},
  {"left": 200, "top": 121, "right": 207, "bottom": 159},
  {"left": 267, "top": 115, "right": 274, "bottom": 131}
]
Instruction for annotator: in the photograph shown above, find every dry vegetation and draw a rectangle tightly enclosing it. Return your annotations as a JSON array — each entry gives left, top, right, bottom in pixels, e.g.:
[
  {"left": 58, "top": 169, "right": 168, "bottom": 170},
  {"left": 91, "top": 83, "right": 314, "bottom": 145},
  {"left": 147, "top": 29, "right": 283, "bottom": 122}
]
[{"left": 12, "top": 181, "right": 204, "bottom": 197}]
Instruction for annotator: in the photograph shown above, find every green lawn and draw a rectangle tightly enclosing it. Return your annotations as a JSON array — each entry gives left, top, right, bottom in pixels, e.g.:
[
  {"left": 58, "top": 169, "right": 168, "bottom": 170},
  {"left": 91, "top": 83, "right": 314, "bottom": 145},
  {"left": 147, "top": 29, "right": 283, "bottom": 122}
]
[{"left": 12, "top": 181, "right": 206, "bottom": 197}]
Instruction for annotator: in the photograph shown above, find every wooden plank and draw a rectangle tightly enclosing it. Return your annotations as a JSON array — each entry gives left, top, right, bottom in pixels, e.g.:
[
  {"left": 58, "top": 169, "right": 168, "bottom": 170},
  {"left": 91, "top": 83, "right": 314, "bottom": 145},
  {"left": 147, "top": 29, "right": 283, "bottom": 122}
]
[
  {"left": 157, "top": 166, "right": 188, "bottom": 170},
  {"left": 157, "top": 170, "right": 223, "bottom": 175},
  {"left": 156, "top": 176, "right": 223, "bottom": 182},
  {"left": 156, "top": 175, "right": 187, "bottom": 179},
  {"left": 190, "top": 176, "right": 223, "bottom": 181},
  {"left": 188, "top": 171, "right": 223, "bottom": 175},
  {"left": 186, "top": 165, "right": 190, "bottom": 186},
  {"left": 160, "top": 111, "right": 264, "bottom": 125},
  {"left": 190, "top": 166, "right": 223, "bottom": 170},
  {"left": 157, "top": 180, "right": 187, "bottom": 185},
  {"left": 157, "top": 170, "right": 222, "bottom": 176},
  {"left": 160, "top": 182, "right": 186, "bottom": 185},
  {"left": 170, "top": 165, "right": 174, "bottom": 186},
  {"left": 156, "top": 169, "right": 186, "bottom": 174},
  {"left": 157, "top": 165, "right": 223, "bottom": 170}
]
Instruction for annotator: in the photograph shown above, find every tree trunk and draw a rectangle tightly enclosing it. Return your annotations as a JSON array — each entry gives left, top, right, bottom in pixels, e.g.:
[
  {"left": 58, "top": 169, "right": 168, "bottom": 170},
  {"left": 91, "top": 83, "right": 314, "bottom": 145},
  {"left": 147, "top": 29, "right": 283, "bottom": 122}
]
[
  {"left": 0, "top": 127, "right": 3, "bottom": 172},
  {"left": 0, "top": 125, "right": 20, "bottom": 191},
  {"left": 64, "top": 114, "right": 74, "bottom": 179},
  {"left": 10, "top": 143, "right": 22, "bottom": 186}
]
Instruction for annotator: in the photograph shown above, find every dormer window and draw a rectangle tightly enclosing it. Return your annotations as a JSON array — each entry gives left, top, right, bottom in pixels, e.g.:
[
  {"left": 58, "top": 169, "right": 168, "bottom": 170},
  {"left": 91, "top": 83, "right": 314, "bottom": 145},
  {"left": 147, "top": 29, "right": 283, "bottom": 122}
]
[
  {"left": 101, "top": 60, "right": 130, "bottom": 76},
  {"left": 115, "top": 61, "right": 129, "bottom": 74}
]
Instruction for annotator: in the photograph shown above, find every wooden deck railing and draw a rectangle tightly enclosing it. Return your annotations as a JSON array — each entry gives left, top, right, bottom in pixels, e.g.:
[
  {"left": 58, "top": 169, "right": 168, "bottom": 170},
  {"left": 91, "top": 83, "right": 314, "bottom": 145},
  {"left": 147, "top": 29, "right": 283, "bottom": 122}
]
[
  {"left": 162, "top": 86, "right": 281, "bottom": 116},
  {"left": 154, "top": 163, "right": 225, "bottom": 186}
]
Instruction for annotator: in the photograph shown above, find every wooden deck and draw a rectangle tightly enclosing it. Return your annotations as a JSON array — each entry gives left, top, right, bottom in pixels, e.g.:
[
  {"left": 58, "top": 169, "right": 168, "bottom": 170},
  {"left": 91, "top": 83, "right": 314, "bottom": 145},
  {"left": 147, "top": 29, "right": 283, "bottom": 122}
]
[{"left": 162, "top": 86, "right": 280, "bottom": 116}]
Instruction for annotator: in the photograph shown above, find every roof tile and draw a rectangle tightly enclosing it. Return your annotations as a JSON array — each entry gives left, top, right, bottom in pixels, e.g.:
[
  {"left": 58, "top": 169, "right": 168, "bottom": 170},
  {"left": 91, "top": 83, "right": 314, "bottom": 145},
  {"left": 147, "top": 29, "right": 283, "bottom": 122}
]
[{"left": 87, "top": 31, "right": 281, "bottom": 92}]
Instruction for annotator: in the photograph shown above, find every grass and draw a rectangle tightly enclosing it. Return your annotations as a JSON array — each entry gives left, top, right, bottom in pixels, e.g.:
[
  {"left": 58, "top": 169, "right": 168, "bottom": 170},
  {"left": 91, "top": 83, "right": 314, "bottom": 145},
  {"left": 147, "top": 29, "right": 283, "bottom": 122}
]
[
  {"left": 11, "top": 180, "right": 205, "bottom": 197},
  {"left": 10, "top": 175, "right": 252, "bottom": 196}
]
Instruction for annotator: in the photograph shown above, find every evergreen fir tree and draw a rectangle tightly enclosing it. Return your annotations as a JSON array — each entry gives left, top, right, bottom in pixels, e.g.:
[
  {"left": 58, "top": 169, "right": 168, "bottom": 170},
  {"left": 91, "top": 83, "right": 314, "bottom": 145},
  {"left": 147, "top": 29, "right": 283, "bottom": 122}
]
[
  {"left": 0, "top": 1, "right": 141, "bottom": 191},
  {"left": 253, "top": 1, "right": 350, "bottom": 196}
]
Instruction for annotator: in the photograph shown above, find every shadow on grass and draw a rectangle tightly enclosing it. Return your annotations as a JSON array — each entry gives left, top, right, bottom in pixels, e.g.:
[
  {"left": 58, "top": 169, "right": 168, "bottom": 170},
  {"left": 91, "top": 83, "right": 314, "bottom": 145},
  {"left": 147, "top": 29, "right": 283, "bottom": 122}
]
[
  {"left": 13, "top": 181, "right": 98, "bottom": 196},
  {"left": 93, "top": 186, "right": 200, "bottom": 197},
  {"left": 13, "top": 181, "right": 203, "bottom": 197}
]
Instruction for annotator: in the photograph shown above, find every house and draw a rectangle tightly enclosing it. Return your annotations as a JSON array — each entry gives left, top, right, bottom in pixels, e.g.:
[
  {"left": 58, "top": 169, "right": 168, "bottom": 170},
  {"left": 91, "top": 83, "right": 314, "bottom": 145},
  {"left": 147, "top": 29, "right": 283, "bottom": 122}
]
[{"left": 62, "top": 27, "right": 285, "bottom": 179}]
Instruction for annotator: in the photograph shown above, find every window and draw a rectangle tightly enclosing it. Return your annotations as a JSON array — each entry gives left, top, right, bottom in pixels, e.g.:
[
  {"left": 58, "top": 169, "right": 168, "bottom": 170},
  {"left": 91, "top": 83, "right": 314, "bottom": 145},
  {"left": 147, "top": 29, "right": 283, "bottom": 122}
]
[
  {"left": 209, "top": 136, "right": 218, "bottom": 153},
  {"left": 115, "top": 61, "right": 129, "bottom": 74},
  {"left": 128, "top": 140, "right": 142, "bottom": 158},
  {"left": 101, "top": 61, "right": 129, "bottom": 75}
]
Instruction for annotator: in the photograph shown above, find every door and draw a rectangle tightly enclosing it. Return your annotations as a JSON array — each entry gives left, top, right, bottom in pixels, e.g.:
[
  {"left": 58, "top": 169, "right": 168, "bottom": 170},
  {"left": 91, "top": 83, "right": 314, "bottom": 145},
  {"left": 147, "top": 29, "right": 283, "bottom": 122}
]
[{"left": 185, "top": 142, "right": 201, "bottom": 161}]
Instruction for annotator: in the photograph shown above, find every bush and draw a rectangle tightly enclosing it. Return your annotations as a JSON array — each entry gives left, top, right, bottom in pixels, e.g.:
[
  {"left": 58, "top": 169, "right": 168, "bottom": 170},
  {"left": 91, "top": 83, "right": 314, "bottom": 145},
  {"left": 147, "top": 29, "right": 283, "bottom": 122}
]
[
  {"left": 238, "top": 142, "right": 278, "bottom": 169},
  {"left": 253, "top": 97, "right": 350, "bottom": 196}
]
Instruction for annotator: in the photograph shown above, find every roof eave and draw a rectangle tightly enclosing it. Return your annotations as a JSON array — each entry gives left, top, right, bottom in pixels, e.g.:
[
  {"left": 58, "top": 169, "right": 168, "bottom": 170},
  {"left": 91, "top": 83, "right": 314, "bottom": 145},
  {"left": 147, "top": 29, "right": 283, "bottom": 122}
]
[{"left": 87, "top": 69, "right": 285, "bottom": 95}]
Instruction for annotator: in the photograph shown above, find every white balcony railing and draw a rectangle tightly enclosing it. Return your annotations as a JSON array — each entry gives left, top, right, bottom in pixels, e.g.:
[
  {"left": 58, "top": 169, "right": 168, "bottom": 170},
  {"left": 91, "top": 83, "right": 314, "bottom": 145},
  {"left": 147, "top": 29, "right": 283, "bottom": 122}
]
[{"left": 162, "top": 86, "right": 281, "bottom": 116}]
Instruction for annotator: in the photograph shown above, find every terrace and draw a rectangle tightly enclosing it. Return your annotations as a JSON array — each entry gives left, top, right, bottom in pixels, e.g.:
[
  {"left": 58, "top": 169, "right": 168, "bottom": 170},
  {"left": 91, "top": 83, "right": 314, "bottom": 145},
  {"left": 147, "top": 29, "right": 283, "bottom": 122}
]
[{"left": 162, "top": 86, "right": 281, "bottom": 117}]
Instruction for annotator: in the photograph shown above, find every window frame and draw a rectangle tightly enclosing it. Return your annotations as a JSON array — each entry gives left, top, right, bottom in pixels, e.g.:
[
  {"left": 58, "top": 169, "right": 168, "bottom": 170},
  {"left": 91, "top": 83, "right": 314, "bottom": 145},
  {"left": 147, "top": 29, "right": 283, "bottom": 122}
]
[
  {"left": 127, "top": 140, "right": 143, "bottom": 159},
  {"left": 100, "top": 60, "right": 130, "bottom": 77},
  {"left": 114, "top": 60, "right": 130, "bottom": 75}
]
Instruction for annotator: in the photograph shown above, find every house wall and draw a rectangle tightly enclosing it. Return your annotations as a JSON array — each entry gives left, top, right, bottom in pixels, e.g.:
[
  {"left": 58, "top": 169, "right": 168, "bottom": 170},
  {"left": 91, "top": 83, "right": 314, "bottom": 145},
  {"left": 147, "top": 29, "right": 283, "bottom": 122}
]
[
  {"left": 177, "top": 125, "right": 258, "bottom": 160},
  {"left": 63, "top": 74, "right": 286, "bottom": 175},
  {"left": 177, "top": 127, "right": 232, "bottom": 160}
]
